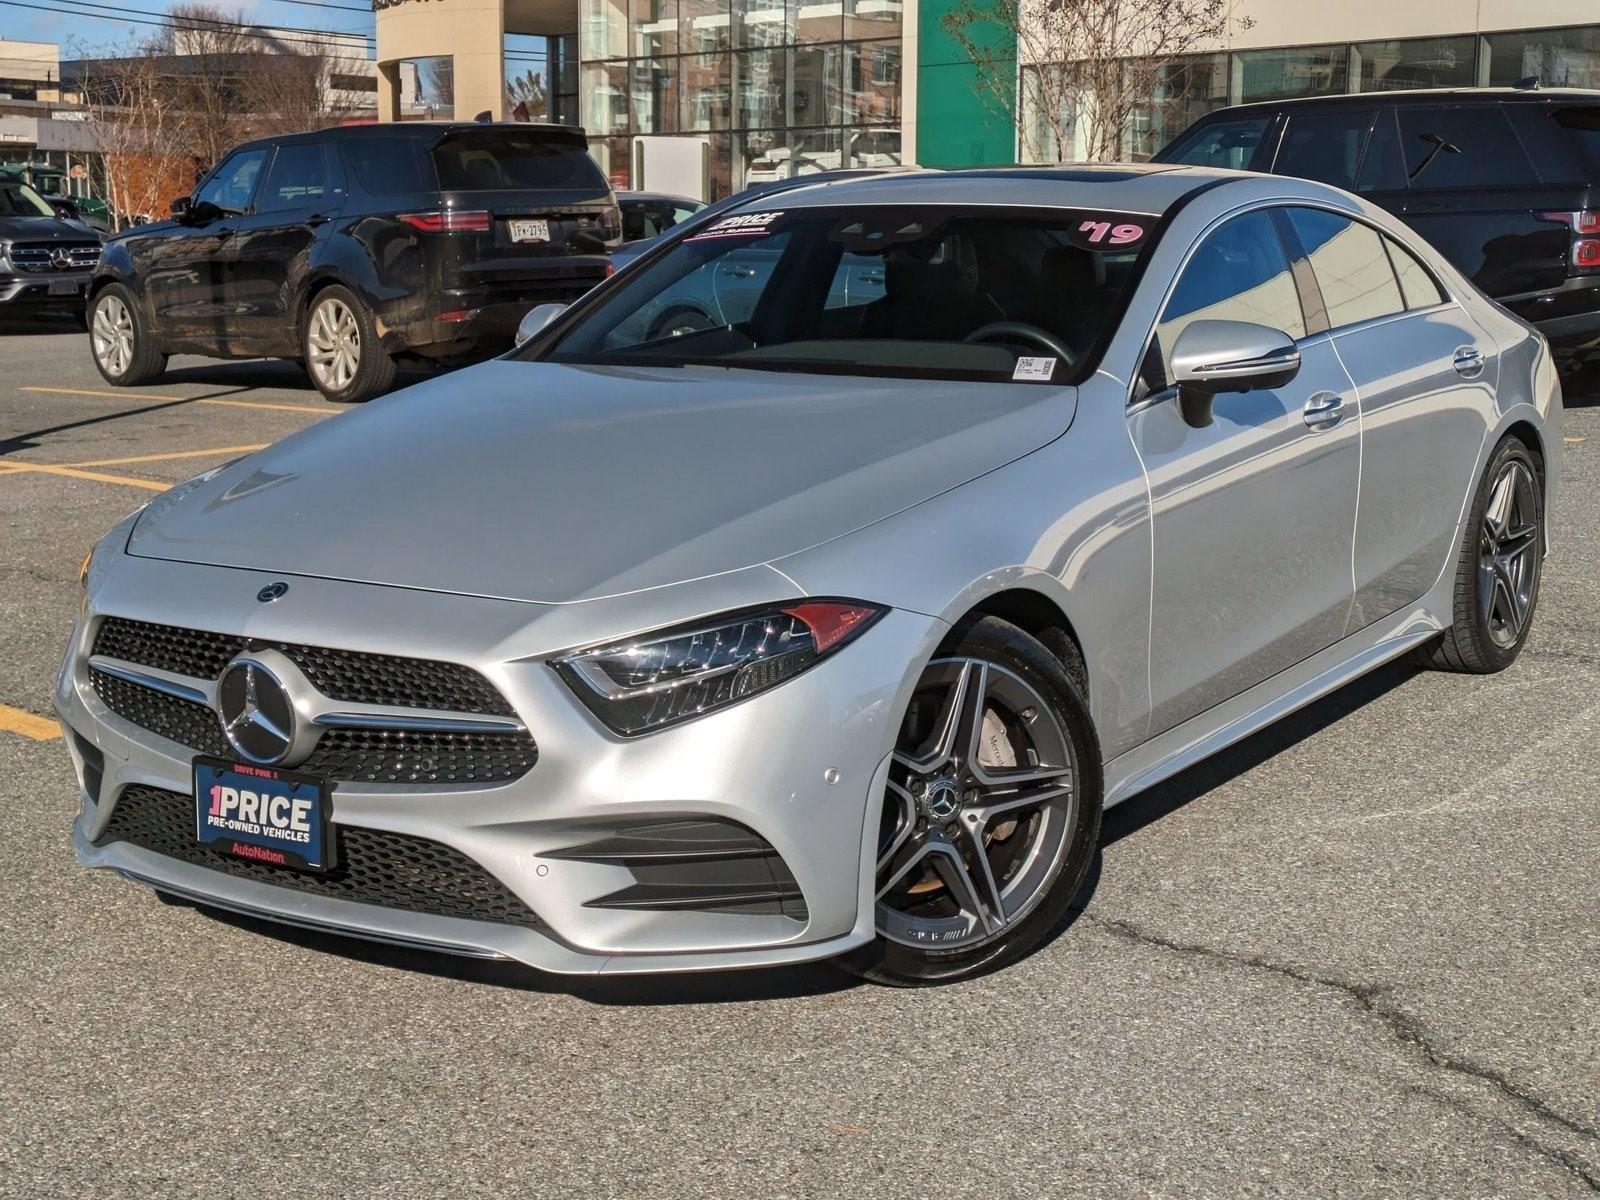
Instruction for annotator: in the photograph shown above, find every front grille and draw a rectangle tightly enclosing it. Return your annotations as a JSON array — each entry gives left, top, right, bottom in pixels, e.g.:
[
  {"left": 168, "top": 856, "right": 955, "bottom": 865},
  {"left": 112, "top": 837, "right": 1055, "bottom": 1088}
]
[
  {"left": 9, "top": 241, "right": 100, "bottom": 272},
  {"left": 94, "top": 617, "right": 513, "bottom": 715},
  {"left": 89, "top": 666, "right": 536, "bottom": 785},
  {"left": 99, "top": 785, "right": 545, "bottom": 930}
]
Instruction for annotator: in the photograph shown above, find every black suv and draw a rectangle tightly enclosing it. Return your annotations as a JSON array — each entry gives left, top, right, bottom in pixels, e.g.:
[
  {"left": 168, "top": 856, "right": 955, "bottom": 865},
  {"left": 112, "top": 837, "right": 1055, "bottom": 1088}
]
[
  {"left": 0, "top": 176, "right": 102, "bottom": 318},
  {"left": 88, "top": 122, "right": 620, "bottom": 402},
  {"left": 1155, "top": 87, "right": 1600, "bottom": 373}
]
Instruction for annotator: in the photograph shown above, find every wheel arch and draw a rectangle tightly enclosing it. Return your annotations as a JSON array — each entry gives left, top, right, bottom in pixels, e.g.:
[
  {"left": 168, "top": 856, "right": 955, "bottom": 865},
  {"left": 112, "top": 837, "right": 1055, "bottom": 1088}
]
[{"left": 944, "top": 586, "right": 1090, "bottom": 704}]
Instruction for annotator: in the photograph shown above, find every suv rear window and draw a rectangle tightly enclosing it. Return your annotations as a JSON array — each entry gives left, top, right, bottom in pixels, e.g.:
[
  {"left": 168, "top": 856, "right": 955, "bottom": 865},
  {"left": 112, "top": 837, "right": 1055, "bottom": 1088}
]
[
  {"left": 432, "top": 131, "right": 607, "bottom": 192},
  {"left": 1551, "top": 105, "right": 1600, "bottom": 173},
  {"left": 1397, "top": 105, "right": 1534, "bottom": 189}
]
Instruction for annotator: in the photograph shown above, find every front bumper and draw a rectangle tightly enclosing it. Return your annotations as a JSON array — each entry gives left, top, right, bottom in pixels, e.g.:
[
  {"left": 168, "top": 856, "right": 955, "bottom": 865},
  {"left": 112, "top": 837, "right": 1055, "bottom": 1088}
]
[
  {"left": 58, "top": 552, "right": 940, "bottom": 974},
  {"left": 0, "top": 271, "right": 90, "bottom": 305}
]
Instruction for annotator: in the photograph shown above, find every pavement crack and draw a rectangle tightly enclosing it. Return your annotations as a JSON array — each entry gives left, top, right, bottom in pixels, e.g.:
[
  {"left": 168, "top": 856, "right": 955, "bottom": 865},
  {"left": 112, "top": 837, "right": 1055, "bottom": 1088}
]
[{"left": 1086, "top": 914, "right": 1600, "bottom": 1191}]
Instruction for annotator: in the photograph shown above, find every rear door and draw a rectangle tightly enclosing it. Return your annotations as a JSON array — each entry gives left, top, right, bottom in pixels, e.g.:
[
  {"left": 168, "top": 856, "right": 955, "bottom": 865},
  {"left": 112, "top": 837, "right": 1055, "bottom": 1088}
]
[
  {"left": 1279, "top": 206, "right": 1494, "bottom": 630},
  {"left": 226, "top": 140, "right": 344, "bottom": 355},
  {"left": 1392, "top": 104, "right": 1572, "bottom": 300}
]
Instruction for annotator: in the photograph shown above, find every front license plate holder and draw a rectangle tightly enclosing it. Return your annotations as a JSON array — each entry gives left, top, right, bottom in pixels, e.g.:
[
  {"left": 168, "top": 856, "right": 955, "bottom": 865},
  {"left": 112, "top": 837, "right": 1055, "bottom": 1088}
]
[
  {"left": 48, "top": 278, "right": 81, "bottom": 296},
  {"left": 509, "top": 218, "right": 550, "bottom": 244},
  {"left": 193, "top": 757, "right": 333, "bottom": 872}
]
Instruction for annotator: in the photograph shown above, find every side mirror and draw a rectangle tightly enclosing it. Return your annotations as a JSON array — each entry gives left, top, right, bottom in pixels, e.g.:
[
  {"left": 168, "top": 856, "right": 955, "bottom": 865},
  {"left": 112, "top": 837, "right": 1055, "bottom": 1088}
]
[
  {"left": 515, "top": 302, "right": 567, "bottom": 347},
  {"left": 169, "top": 196, "right": 191, "bottom": 219},
  {"left": 1169, "top": 319, "right": 1301, "bottom": 429}
]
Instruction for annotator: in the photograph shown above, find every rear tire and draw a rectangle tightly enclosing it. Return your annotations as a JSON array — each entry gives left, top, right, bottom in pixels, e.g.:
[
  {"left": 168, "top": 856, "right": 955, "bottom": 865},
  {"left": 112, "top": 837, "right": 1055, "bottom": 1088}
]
[
  {"left": 88, "top": 284, "right": 166, "bottom": 386},
  {"left": 303, "top": 285, "right": 396, "bottom": 403},
  {"left": 1414, "top": 436, "right": 1544, "bottom": 673},
  {"left": 838, "top": 616, "right": 1102, "bottom": 986}
]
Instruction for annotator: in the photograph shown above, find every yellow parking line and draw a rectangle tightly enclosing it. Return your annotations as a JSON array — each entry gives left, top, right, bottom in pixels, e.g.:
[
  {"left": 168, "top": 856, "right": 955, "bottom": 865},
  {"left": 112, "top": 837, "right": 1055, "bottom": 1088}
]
[
  {"left": 0, "top": 702, "right": 60, "bottom": 742},
  {"left": 20, "top": 385, "right": 330, "bottom": 416},
  {"left": 64, "top": 444, "right": 267, "bottom": 468},
  {"left": 0, "top": 461, "right": 169, "bottom": 491},
  {"left": 1565, "top": 436, "right": 1585, "bottom": 444}
]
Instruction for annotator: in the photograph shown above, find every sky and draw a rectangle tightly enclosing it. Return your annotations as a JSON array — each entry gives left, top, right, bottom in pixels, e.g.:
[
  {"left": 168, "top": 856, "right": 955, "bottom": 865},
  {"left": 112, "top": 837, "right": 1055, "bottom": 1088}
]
[{"left": 1, "top": 0, "right": 378, "bottom": 58}]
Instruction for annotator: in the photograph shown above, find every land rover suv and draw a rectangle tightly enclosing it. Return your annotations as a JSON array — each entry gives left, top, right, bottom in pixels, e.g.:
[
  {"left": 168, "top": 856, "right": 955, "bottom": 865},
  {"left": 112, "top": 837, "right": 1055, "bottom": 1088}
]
[
  {"left": 1156, "top": 86, "right": 1600, "bottom": 373},
  {"left": 87, "top": 123, "right": 621, "bottom": 402}
]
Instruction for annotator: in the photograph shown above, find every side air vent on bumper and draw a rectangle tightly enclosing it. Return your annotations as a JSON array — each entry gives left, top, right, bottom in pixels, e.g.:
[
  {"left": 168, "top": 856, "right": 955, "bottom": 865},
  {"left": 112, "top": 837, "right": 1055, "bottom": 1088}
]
[
  {"left": 97, "top": 785, "right": 547, "bottom": 930},
  {"left": 548, "top": 819, "right": 808, "bottom": 921}
]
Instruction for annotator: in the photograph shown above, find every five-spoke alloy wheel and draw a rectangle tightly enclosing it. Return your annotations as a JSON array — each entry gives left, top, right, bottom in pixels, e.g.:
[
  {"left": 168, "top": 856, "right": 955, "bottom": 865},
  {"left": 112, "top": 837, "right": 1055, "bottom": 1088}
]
[
  {"left": 844, "top": 616, "right": 1100, "bottom": 985},
  {"left": 1418, "top": 434, "right": 1544, "bottom": 674}
]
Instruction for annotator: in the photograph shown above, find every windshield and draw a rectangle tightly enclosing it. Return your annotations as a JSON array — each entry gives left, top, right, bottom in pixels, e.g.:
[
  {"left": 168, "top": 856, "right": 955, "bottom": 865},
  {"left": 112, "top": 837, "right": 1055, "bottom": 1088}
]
[
  {"left": 433, "top": 131, "right": 609, "bottom": 192},
  {"left": 0, "top": 182, "right": 57, "bottom": 218},
  {"left": 539, "top": 205, "right": 1157, "bottom": 383}
]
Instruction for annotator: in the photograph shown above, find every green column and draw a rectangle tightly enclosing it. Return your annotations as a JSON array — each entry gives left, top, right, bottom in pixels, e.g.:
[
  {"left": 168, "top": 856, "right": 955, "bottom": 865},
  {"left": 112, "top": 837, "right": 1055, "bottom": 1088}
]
[{"left": 916, "top": 0, "right": 1017, "bottom": 167}]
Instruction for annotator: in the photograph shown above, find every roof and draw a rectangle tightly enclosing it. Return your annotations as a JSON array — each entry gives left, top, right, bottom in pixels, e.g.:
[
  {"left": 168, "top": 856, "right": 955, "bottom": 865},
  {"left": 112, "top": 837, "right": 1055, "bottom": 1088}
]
[
  {"left": 733, "top": 163, "right": 1245, "bottom": 216},
  {"left": 236, "top": 121, "right": 586, "bottom": 149},
  {"left": 1206, "top": 86, "right": 1600, "bottom": 117},
  {"left": 617, "top": 190, "right": 703, "bottom": 205}
]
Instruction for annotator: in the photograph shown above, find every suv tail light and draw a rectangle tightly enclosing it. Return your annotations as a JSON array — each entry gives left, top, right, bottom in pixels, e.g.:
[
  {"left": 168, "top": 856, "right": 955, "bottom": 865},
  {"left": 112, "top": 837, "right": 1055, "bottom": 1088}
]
[
  {"left": 1541, "top": 210, "right": 1600, "bottom": 274},
  {"left": 399, "top": 210, "right": 491, "bottom": 233},
  {"left": 598, "top": 204, "right": 622, "bottom": 239}
]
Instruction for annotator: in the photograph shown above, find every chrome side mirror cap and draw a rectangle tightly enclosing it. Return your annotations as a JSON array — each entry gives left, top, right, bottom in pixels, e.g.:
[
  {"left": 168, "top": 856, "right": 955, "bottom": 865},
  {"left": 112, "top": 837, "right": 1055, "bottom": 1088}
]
[
  {"left": 515, "top": 302, "right": 568, "bottom": 347},
  {"left": 1169, "top": 319, "right": 1301, "bottom": 429}
]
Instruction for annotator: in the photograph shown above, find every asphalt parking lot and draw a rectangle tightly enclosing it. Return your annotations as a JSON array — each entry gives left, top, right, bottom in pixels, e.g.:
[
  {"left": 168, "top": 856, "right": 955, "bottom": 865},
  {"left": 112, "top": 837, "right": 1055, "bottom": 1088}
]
[{"left": 1, "top": 314, "right": 1596, "bottom": 1198}]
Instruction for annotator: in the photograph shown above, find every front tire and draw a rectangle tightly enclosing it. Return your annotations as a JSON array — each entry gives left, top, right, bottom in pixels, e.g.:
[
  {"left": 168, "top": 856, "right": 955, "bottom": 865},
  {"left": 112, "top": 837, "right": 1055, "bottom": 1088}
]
[
  {"left": 1415, "top": 436, "right": 1544, "bottom": 673},
  {"left": 88, "top": 284, "right": 166, "bottom": 386},
  {"left": 303, "top": 285, "right": 396, "bottom": 403},
  {"left": 840, "top": 616, "right": 1102, "bottom": 986}
]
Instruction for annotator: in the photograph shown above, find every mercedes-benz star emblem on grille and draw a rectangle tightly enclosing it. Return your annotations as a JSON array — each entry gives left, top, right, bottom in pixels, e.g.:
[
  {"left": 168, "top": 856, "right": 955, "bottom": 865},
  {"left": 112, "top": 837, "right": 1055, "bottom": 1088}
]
[
  {"left": 217, "top": 658, "right": 296, "bottom": 764},
  {"left": 257, "top": 581, "right": 289, "bottom": 603},
  {"left": 50, "top": 247, "right": 72, "bottom": 270}
]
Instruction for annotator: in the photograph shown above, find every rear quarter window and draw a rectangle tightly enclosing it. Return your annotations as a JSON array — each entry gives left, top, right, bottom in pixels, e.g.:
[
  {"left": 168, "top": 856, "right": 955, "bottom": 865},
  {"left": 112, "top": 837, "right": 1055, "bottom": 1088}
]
[
  {"left": 1397, "top": 105, "right": 1534, "bottom": 189},
  {"left": 342, "top": 136, "right": 433, "bottom": 196},
  {"left": 433, "top": 132, "right": 608, "bottom": 191}
]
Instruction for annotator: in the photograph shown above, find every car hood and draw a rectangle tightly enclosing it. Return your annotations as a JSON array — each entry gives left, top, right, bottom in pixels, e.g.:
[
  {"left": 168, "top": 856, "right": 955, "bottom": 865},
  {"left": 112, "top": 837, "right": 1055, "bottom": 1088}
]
[
  {"left": 128, "top": 361, "right": 1076, "bottom": 604},
  {"left": 0, "top": 215, "right": 96, "bottom": 241}
]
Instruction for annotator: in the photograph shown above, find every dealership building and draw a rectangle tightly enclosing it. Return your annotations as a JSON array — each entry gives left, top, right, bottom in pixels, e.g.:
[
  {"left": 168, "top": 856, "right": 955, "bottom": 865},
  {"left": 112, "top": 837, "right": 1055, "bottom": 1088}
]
[{"left": 372, "top": 0, "right": 1600, "bottom": 198}]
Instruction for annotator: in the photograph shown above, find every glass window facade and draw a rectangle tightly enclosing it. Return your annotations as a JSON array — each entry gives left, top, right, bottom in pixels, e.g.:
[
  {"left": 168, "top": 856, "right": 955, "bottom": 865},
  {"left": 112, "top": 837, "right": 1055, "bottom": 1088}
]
[
  {"left": 577, "top": 0, "right": 901, "bottom": 196},
  {"left": 1023, "top": 22, "right": 1600, "bottom": 164}
]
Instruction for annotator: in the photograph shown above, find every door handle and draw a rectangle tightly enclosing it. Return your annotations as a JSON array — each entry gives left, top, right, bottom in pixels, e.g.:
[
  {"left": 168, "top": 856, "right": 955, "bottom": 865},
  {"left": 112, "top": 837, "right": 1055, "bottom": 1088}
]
[
  {"left": 1302, "top": 392, "right": 1347, "bottom": 431},
  {"left": 306, "top": 213, "right": 330, "bottom": 228},
  {"left": 1453, "top": 345, "right": 1485, "bottom": 377},
  {"left": 721, "top": 265, "right": 757, "bottom": 279}
]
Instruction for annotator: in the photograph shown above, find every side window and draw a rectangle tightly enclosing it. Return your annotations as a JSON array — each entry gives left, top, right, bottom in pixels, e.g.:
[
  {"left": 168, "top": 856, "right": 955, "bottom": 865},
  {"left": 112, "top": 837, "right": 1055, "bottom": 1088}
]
[
  {"left": 1385, "top": 235, "right": 1448, "bottom": 309},
  {"left": 194, "top": 149, "right": 267, "bottom": 214},
  {"left": 825, "top": 251, "right": 886, "bottom": 311},
  {"left": 1274, "top": 110, "right": 1376, "bottom": 191},
  {"left": 256, "top": 143, "right": 331, "bottom": 213},
  {"left": 343, "top": 137, "right": 430, "bottom": 195},
  {"left": 1148, "top": 210, "right": 1305, "bottom": 390},
  {"left": 1355, "top": 109, "right": 1407, "bottom": 192},
  {"left": 1162, "top": 117, "right": 1272, "bottom": 170},
  {"left": 1397, "top": 105, "right": 1534, "bottom": 189},
  {"left": 1285, "top": 208, "right": 1405, "bottom": 329}
]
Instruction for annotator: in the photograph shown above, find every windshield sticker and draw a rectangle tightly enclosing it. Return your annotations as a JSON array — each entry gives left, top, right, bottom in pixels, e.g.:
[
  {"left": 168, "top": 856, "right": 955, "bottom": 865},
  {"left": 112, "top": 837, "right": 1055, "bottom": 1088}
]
[
  {"left": 1065, "top": 215, "right": 1150, "bottom": 251},
  {"left": 686, "top": 211, "right": 785, "bottom": 242},
  {"left": 1013, "top": 356, "right": 1058, "bottom": 382}
]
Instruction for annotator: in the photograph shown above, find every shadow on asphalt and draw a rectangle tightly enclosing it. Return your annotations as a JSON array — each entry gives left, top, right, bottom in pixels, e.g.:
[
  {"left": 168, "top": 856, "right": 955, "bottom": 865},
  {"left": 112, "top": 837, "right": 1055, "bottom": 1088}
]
[
  {"left": 0, "top": 386, "right": 267, "bottom": 456},
  {"left": 182, "top": 661, "right": 1421, "bottom": 1005},
  {"left": 0, "top": 313, "right": 84, "bottom": 337},
  {"left": 1562, "top": 365, "right": 1600, "bottom": 409}
]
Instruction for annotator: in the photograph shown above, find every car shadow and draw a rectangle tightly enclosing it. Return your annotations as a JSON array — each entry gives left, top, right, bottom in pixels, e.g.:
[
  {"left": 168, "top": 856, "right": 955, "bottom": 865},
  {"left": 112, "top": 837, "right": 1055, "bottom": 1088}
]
[
  {"left": 182, "top": 661, "right": 1420, "bottom": 1005},
  {"left": 1562, "top": 366, "right": 1600, "bottom": 409},
  {"left": 159, "top": 359, "right": 441, "bottom": 394},
  {"left": 0, "top": 313, "right": 85, "bottom": 337}
]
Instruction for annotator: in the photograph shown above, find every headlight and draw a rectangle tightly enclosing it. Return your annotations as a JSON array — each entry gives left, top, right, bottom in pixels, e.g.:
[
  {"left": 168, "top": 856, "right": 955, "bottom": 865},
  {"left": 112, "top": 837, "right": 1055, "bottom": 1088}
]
[
  {"left": 554, "top": 600, "right": 884, "bottom": 735},
  {"left": 78, "top": 546, "right": 93, "bottom": 588}
]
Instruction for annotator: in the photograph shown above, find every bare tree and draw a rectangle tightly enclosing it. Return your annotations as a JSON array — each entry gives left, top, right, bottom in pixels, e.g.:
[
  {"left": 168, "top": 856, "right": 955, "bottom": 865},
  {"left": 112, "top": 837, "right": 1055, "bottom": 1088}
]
[
  {"left": 76, "top": 50, "right": 190, "bottom": 229},
  {"left": 506, "top": 68, "right": 548, "bottom": 121},
  {"left": 941, "top": 0, "right": 1249, "bottom": 162}
]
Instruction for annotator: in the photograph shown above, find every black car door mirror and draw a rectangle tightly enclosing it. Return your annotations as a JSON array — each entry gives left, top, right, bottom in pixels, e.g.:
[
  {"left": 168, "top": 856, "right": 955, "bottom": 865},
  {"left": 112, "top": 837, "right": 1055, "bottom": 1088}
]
[{"left": 169, "top": 196, "right": 191, "bottom": 220}]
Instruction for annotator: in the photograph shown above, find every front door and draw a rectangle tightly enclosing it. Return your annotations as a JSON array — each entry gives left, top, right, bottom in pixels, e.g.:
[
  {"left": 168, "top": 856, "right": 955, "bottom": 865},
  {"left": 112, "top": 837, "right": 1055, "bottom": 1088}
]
[
  {"left": 1128, "top": 208, "right": 1362, "bottom": 735},
  {"left": 136, "top": 148, "right": 267, "bottom": 354}
]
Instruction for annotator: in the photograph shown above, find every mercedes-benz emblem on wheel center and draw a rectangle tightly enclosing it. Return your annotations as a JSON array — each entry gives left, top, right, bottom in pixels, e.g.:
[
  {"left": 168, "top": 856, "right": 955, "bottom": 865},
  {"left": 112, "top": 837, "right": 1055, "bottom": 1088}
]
[
  {"left": 923, "top": 776, "right": 962, "bottom": 821},
  {"left": 257, "top": 582, "right": 289, "bottom": 603},
  {"left": 217, "top": 658, "right": 296, "bottom": 764}
]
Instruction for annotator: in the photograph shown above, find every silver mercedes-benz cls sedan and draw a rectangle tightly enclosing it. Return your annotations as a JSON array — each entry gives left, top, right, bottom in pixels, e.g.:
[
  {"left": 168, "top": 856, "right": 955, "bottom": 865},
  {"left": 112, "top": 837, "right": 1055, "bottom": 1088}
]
[{"left": 58, "top": 166, "right": 1560, "bottom": 985}]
